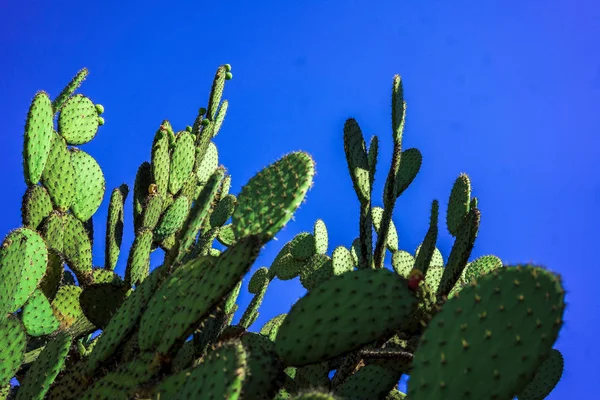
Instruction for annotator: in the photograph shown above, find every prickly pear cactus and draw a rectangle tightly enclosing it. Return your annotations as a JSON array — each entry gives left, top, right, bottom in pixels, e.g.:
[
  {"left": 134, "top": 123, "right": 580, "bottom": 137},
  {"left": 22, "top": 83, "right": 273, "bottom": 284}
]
[{"left": 0, "top": 65, "right": 565, "bottom": 400}]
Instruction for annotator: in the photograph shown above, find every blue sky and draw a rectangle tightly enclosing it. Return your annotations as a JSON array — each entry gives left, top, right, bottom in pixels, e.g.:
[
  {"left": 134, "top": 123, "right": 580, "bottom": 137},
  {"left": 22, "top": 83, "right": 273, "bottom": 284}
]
[{"left": 1, "top": 0, "right": 598, "bottom": 397}]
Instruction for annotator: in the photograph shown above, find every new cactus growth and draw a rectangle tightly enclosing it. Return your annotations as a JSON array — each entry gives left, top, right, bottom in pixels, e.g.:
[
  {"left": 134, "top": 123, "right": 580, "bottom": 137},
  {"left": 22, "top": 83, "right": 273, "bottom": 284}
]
[{"left": 0, "top": 65, "right": 566, "bottom": 400}]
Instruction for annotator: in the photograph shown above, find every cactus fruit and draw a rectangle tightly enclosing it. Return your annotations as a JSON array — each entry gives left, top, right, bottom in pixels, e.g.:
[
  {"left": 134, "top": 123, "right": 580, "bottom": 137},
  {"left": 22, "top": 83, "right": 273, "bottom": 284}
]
[{"left": 0, "top": 65, "right": 565, "bottom": 400}]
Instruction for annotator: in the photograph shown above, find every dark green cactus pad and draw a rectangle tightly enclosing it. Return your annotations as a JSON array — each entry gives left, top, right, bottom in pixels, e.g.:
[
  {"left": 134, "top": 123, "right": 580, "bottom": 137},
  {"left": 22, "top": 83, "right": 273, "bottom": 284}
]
[
  {"left": 232, "top": 151, "right": 315, "bottom": 244},
  {"left": 196, "top": 141, "right": 219, "bottom": 184},
  {"left": 125, "top": 228, "right": 154, "bottom": 286},
  {"left": 52, "top": 68, "right": 88, "bottom": 113},
  {"left": 154, "top": 194, "right": 189, "bottom": 241},
  {"left": 464, "top": 254, "right": 503, "bottom": 283},
  {"left": 45, "top": 360, "right": 90, "bottom": 400},
  {"left": 57, "top": 94, "right": 100, "bottom": 145},
  {"left": 240, "top": 278, "right": 269, "bottom": 329},
  {"left": 518, "top": 348, "right": 564, "bottom": 400},
  {"left": 372, "top": 206, "right": 399, "bottom": 252},
  {"left": 413, "top": 200, "right": 439, "bottom": 275},
  {"left": 168, "top": 130, "right": 195, "bottom": 195},
  {"left": 151, "top": 339, "right": 247, "bottom": 400},
  {"left": 179, "top": 170, "right": 200, "bottom": 202},
  {"left": 22, "top": 185, "right": 53, "bottom": 231},
  {"left": 437, "top": 208, "right": 480, "bottom": 298},
  {"left": 151, "top": 129, "right": 171, "bottom": 194},
  {"left": 15, "top": 331, "right": 72, "bottom": 400},
  {"left": 334, "top": 365, "right": 402, "bottom": 400},
  {"left": 84, "top": 264, "right": 169, "bottom": 376},
  {"left": 133, "top": 162, "right": 152, "bottom": 231},
  {"left": 0, "top": 227, "right": 48, "bottom": 315},
  {"left": 23, "top": 91, "right": 54, "bottom": 185},
  {"left": 139, "top": 235, "right": 261, "bottom": 354},
  {"left": 415, "top": 243, "right": 444, "bottom": 268},
  {"left": 408, "top": 266, "right": 566, "bottom": 400},
  {"left": 80, "top": 282, "right": 129, "bottom": 328},
  {"left": 249, "top": 267, "right": 270, "bottom": 294},
  {"left": 332, "top": 246, "right": 355, "bottom": 275},
  {"left": 39, "top": 249, "right": 64, "bottom": 301},
  {"left": 292, "top": 391, "right": 338, "bottom": 400},
  {"left": 386, "top": 388, "right": 407, "bottom": 399},
  {"left": 105, "top": 184, "right": 128, "bottom": 270},
  {"left": 209, "top": 193, "right": 237, "bottom": 228},
  {"left": 51, "top": 285, "right": 94, "bottom": 334},
  {"left": 0, "top": 316, "right": 27, "bottom": 387},
  {"left": 240, "top": 332, "right": 286, "bottom": 399},
  {"left": 275, "top": 269, "right": 417, "bottom": 367},
  {"left": 313, "top": 219, "right": 328, "bottom": 254},
  {"left": 295, "top": 362, "right": 330, "bottom": 391},
  {"left": 41, "top": 132, "right": 76, "bottom": 211},
  {"left": 290, "top": 232, "right": 317, "bottom": 261},
  {"left": 269, "top": 242, "right": 303, "bottom": 281},
  {"left": 213, "top": 98, "right": 228, "bottom": 137},
  {"left": 446, "top": 173, "right": 471, "bottom": 237},
  {"left": 367, "top": 135, "right": 378, "bottom": 187},
  {"left": 69, "top": 148, "right": 105, "bottom": 221},
  {"left": 394, "top": 148, "right": 422, "bottom": 198},
  {"left": 391, "top": 250, "right": 415, "bottom": 278},
  {"left": 22, "top": 289, "right": 60, "bottom": 336},
  {"left": 343, "top": 118, "right": 371, "bottom": 204},
  {"left": 299, "top": 253, "right": 334, "bottom": 291},
  {"left": 139, "top": 192, "right": 163, "bottom": 230},
  {"left": 260, "top": 314, "right": 287, "bottom": 342},
  {"left": 62, "top": 213, "right": 93, "bottom": 283}
]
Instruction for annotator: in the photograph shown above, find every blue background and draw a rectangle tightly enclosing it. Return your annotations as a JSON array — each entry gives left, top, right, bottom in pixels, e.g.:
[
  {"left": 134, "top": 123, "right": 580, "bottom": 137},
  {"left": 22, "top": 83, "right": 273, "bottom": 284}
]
[{"left": 1, "top": 0, "right": 598, "bottom": 397}]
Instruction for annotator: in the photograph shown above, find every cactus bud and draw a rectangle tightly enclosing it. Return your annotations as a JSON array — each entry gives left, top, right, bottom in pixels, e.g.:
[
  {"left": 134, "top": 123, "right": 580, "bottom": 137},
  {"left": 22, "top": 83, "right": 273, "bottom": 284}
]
[
  {"left": 225, "top": 72, "right": 233, "bottom": 80},
  {"left": 98, "top": 116, "right": 105, "bottom": 126},
  {"left": 198, "top": 107, "right": 207, "bottom": 115},
  {"left": 148, "top": 183, "right": 158, "bottom": 194},
  {"left": 95, "top": 104, "right": 104, "bottom": 114},
  {"left": 201, "top": 119, "right": 210, "bottom": 127},
  {"left": 185, "top": 125, "right": 192, "bottom": 132},
  {"left": 224, "top": 64, "right": 232, "bottom": 72}
]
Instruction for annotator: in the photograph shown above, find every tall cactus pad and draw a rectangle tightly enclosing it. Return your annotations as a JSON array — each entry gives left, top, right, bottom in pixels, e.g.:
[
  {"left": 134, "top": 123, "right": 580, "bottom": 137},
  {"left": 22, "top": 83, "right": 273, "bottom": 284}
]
[
  {"left": 41, "top": 132, "right": 76, "bottom": 211},
  {"left": 21, "top": 185, "right": 53, "bottom": 230},
  {"left": 105, "top": 185, "right": 128, "bottom": 270},
  {"left": 275, "top": 269, "right": 417, "bottom": 367},
  {"left": 394, "top": 148, "right": 422, "bottom": 198},
  {"left": 232, "top": 152, "right": 315, "bottom": 244},
  {"left": 313, "top": 219, "right": 328, "bottom": 254},
  {"left": 70, "top": 148, "right": 106, "bottom": 221},
  {"left": 23, "top": 91, "right": 54, "bottom": 185},
  {"left": 446, "top": 173, "right": 471, "bottom": 237},
  {"left": 15, "top": 332, "right": 71, "bottom": 400},
  {"left": 408, "top": 266, "right": 565, "bottom": 400},
  {"left": 0, "top": 316, "right": 26, "bottom": 386},
  {"left": 57, "top": 94, "right": 100, "bottom": 145},
  {"left": 343, "top": 118, "right": 371, "bottom": 204},
  {"left": 518, "top": 348, "right": 564, "bottom": 400},
  {"left": 52, "top": 68, "right": 88, "bottom": 113},
  {"left": 168, "top": 131, "right": 195, "bottom": 195},
  {"left": 0, "top": 228, "right": 48, "bottom": 315},
  {"left": 62, "top": 214, "right": 93, "bottom": 282}
]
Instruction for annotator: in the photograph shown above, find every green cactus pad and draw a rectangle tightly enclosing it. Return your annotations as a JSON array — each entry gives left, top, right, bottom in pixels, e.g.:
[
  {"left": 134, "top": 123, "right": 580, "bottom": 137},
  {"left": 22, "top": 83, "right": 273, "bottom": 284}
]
[
  {"left": 209, "top": 193, "right": 237, "bottom": 228},
  {"left": 139, "top": 235, "right": 261, "bottom": 354},
  {"left": 133, "top": 162, "right": 152, "bottom": 230},
  {"left": 313, "top": 219, "right": 328, "bottom": 254},
  {"left": 270, "top": 243, "right": 304, "bottom": 281},
  {"left": 408, "top": 266, "right": 566, "bottom": 400},
  {"left": 260, "top": 314, "right": 287, "bottom": 342},
  {"left": 51, "top": 285, "right": 94, "bottom": 334},
  {"left": 63, "top": 213, "right": 93, "bottom": 283},
  {"left": 291, "top": 391, "right": 338, "bottom": 400},
  {"left": 207, "top": 65, "right": 228, "bottom": 121},
  {"left": 154, "top": 195, "right": 189, "bottom": 241},
  {"left": 57, "top": 94, "right": 100, "bottom": 145},
  {"left": 240, "top": 279, "right": 268, "bottom": 329},
  {"left": 240, "top": 332, "right": 286, "bottom": 399},
  {"left": 152, "top": 340, "right": 247, "bottom": 400},
  {"left": 464, "top": 254, "right": 503, "bottom": 283},
  {"left": 124, "top": 228, "right": 154, "bottom": 286},
  {"left": 23, "top": 91, "right": 54, "bottom": 185},
  {"left": 39, "top": 249, "right": 64, "bottom": 301},
  {"left": 332, "top": 246, "right": 355, "bottom": 275},
  {"left": 41, "top": 132, "right": 76, "bottom": 211},
  {"left": 52, "top": 68, "right": 88, "bottom": 113},
  {"left": 437, "top": 208, "right": 480, "bottom": 298},
  {"left": 0, "top": 315, "right": 27, "bottom": 387},
  {"left": 232, "top": 151, "right": 315, "bottom": 244},
  {"left": 289, "top": 232, "right": 317, "bottom": 261},
  {"left": 105, "top": 184, "right": 128, "bottom": 270},
  {"left": 518, "top": 348, "right": 564, "bottom": 400},
  {"left": 415, "top": 244, "right": 444, "bottom": 268},
  {"left": 0, "top": 227, "right": 48, "bottom": 315},
  {"left": 343, "top": 118, "right": 371, "bottom": 204},
  {"left": 334, "top": 365, "right": 401, "bottom": 400},
  {"left": 275, "top": 269, "right": 417, "bottom": 367},
  {"left": 217, "top": 224, "right": 236, "bottom": 246},
  {"left": 22, "top": 184, "right": 53, "bottom": 230},
  {"left": 367, "top": 135, "right": 379, "bottom": 188},
  {"left": 151, "top": 128, "right": 171, "bottom": 194},
  {"left": 299, "top": 253, "right": 334, "bottom": 291},
  {"left": 92, "top": 268, "right": 123, "bottom": 284},
  {"left": 213, "top": 99, "right": 229, "bottom": 137},
  {"left": 168, "top": 130, "right": 195, "bottom": 195},
  {"left": 22, "top": 289, "right": 60, "bottom": 336},
  {"left": 69, "top": 148, "right": 106, "bottom": 221},
  {"left": 41, "top": 210, "right": 65, "bottom": 254},
  {"left": 249, "top": 267, "right": 270, "bottom": 294},
  {"left": 446, "top": 173, "right": 471, "bottom": 237},
  {"left": 424, "top": 266, "right": 444, "bottom": 295},
  {"left": 138, "top": 192, "right": 163, "bottom": 231},
  {"left": 84, "top": 265, "right": 168, "bottom": 376},
  {"left": 394, "top": 148, "right": 422, "bottom": 198},
  {"left": 371, "top": 206, "right": 399, "bottom": 252},
  {"left": 413, "top": 200, "right": 440, "bottom": 275},
  {"left": 196, "top": 141, "right": 219, "bottom": 184},
  {"left": 80, "top": 283, "right": 129, "bottom": 328},
  {"left": 391, "top": 250, "right": 415, "bottom": 278},
  {"left": 15, "top": 331, "right": 71, "bottom": 400}
]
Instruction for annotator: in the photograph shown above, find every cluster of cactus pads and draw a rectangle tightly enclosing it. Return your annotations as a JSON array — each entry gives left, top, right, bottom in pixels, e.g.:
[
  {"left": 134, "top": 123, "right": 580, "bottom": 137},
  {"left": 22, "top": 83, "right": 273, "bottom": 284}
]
[{"left": 0, "top": 64, "right": 566, "bottom": 400}]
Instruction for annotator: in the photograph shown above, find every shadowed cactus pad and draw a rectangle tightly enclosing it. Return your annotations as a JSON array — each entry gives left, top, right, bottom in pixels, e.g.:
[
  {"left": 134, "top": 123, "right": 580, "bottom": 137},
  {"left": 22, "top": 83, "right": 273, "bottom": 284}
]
[
  {"left": 275, "top": 269, "right": 418, "bottom": 367},
  {"left": 0, "top": 316, "right": 27, "bottom": 386}
]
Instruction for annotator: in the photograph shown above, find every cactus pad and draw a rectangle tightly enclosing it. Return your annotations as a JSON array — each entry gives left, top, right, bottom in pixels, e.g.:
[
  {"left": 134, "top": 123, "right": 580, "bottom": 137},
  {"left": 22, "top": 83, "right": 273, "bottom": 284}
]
[
  {"left": 23, "top": 91, "right": 54, "bottom": 185},
  {"left": 57, "top": 94, "right": 100, "bottom": 145},
  {"left": 69, "top": 148, "right": 106, "bottom": 221},
  {"left": 22, "top": 289, "right": 60, "bottom": 336},
  {"left": 0, "top": 316, "right": 27, "bottom": 387}
]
